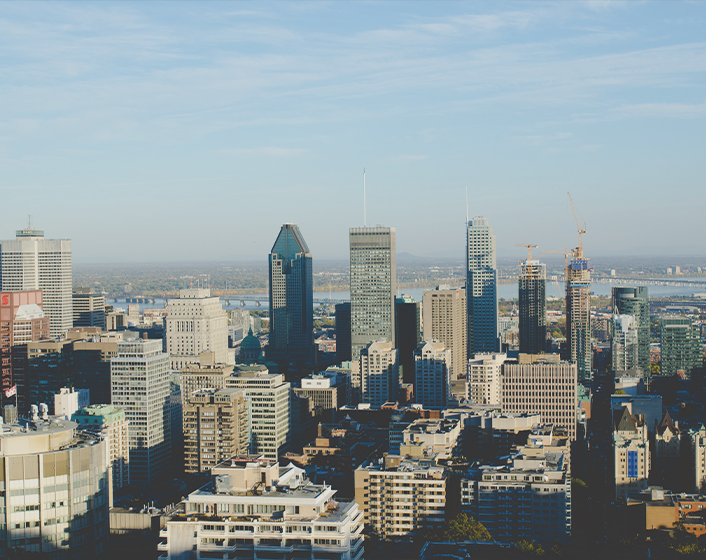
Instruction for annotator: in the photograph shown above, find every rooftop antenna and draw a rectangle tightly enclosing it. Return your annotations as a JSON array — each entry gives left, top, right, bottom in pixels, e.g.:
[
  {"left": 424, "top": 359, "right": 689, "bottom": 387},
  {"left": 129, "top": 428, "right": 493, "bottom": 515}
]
[{"left": 363, "top": 168, "right": 366, "bottom": 227}]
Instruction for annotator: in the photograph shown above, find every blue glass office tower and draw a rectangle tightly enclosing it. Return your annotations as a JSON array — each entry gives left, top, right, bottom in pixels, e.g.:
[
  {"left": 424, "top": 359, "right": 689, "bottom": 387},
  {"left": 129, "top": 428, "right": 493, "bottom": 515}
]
[
  {"left": 268, "top": 224, "right": 314, "bottom": 364},
  {"left": 466, "top": 216, "right": 499, "bottom": 356}
]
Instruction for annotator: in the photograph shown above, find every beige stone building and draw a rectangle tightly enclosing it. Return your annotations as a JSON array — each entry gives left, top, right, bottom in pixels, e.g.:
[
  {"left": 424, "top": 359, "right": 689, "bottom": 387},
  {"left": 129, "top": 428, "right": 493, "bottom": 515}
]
[
  {"left": 468, "top": 352, "right": 506, "bottom": 405},
  {"left": 422, "top": 286, "right": 467, "bottom": 396},
  {"left": 613, "top": 407, "right": 650, "bottom": 501},
  {"left": 180, "top": 351, "right": 234, "bottom": 404},
  {"left": 183, "top": 388, "right": 249, "bottom": 474},
  {"left": 360, "top": 341, "right": 399, "bottom": 406}
]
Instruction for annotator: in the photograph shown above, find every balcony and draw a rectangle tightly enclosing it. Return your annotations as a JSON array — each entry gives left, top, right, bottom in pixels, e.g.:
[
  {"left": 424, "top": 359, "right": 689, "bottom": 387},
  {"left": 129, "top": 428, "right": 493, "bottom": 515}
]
[{"left": 157, "top": 540, "right": 168, "bottom": 551}]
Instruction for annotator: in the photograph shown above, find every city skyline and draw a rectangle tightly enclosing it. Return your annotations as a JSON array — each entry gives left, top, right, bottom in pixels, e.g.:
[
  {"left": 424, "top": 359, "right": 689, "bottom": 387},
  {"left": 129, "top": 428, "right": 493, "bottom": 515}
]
[{"left": 2, "top": 1, "right": 705, "bottom": 262}]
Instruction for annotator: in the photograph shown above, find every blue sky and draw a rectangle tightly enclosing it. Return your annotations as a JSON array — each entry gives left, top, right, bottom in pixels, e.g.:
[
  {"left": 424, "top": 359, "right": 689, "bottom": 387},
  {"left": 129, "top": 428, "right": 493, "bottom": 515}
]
[{"left": 1, "top": 1, "right": 705, "bottom": 262}]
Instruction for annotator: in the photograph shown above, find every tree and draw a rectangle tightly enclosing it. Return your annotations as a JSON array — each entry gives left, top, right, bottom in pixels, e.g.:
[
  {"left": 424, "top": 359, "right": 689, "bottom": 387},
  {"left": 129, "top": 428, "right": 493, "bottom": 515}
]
[
  {"left": 516, "top": 539, "right": 545, "bottom": 556},
  {"left": 443, "top": 513, "right": 491, "bottom": 541}
]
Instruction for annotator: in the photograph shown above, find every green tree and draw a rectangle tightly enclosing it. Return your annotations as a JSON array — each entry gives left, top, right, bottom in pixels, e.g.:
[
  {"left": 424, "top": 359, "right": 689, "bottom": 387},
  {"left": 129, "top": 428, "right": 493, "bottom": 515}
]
[
  {"left": 443, "top": 513, "right": 491, "bottom": 541},
  {"left": 516, "top": 539, "right": 545, "bottom": 556}
]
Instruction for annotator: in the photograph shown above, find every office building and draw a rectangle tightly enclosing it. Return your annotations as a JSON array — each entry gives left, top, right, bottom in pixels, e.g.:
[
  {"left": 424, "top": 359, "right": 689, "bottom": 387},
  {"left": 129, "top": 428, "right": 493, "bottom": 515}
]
[
  {"left": 335, "top": 302, "right": 352, "bottom": 363},
  {"left": 161, "top": 456, "right": 364, "bottom": 560},
  {"left": 518, "top": 256, "right": 546, "bottom": 354},
  {"left": 612, "top": 287, "right": 650, "bottom": 373},
  {"left": 111, "top": 337, "right": 171, "bottom": 485},
  {"left": 293, "top": 370, "right": 349, "bottom": 418},
  {"left": 226, "top": 365, "right": 291, "bottom": 460},
  {"left": 422, "top": 286, "right": 467, "bottom": 396},
  {"left": 165, "top": 288, "right": 228, "bottom": 370},
  {"left": 0, "top": 227, "right": 72, "bottom": 338},
  {"left": 72, "top": 404, "right": 130, "bottom": 492},
  {"left": 685, "top": 426, "right": 706, "bottom": 494},
  {"left": 350, "top": 227, "right": 396, "bottom": 361},
  {"left": 413, "top": 340, "right": 451, "bottom": 408},
  {"left": 611, "top": 313, "right": 642, "bottom": 376},
  {"left": 0, "top": 290, "right": 49, "bottom": 403},
  {"left": 267, "top": 223, "right": 314, "bottom": 364},
  {"left": 72, "top": 287, "right": 106, "bottom": 329},
  {"left": 613, "top": 407, "right": 650, "bottom": 501},
  {"left": 54, "top": 386, "right": 89, "bottom": 419},
  {"left": 661, "top": 316, "right": 702, "bottom": 378},
  {"left": 566, "top": 247, "right": 591, "bottom": 382},
  {"left": 355, "top": 454, "right": 447, "bottom": 539},
  {"left": 183, "top": 388, "right": 249, "bottom": 474},
  {"left": 401, "top": 418, "right": 462, "bottom": 456},
  {"left": 468, "top": 352, "right": 507, "bottom": 405},
  {"left": 395, "top": 294, "right": 421, "bottom": 384},
  {"left": 180, "top": 353, "right": 234, "bottom": 404},
  {"left": 466, "top": 217, "right": 498, "bottom": 356},
  {"left": 0, "top": 416, "right": 110, "bottom": 558},
  {"left": 501, "top": 354, "right": 578, "bottom": 441},
  {"left": 461, "top": 445, "right": 570, "bottom": 544},
  {"left": 360, "top": 341, "right": 399, "bottom": 407}
]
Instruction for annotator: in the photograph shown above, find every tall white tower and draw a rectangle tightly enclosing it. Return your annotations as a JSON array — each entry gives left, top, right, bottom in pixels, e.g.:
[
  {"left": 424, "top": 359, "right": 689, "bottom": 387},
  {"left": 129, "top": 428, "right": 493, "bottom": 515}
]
[{"left": 0, "top": 226, "right": 72, "bottom": 338}]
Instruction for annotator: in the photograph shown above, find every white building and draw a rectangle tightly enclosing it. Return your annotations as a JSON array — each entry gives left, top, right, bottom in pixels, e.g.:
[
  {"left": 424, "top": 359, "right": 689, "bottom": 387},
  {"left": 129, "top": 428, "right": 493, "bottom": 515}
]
[
  {"left": 360, "top": 341, "right": 399, "bottom": 407},
  {"left": 355, "top": 455, "right": 447, "bottom": 539},
  {"left": 54, "top": 386, "right": 90, "bottom": 419},
  {"left": 0, "top": 227, "right": 72, "bottom": 338},
  {"left": 613, "top": 407, "right": 650, "bottom": 501},
  {"left": 468, "top": 352, "right": 507, "bottom": 405},
  {"left": 166, "top": 288, "right": 229, "bottom": 370},
  {"left": 111, "top": 337, "right": 171, "bottom": 485},
  {"left": 0, "top": 416, "right": 110, "bottom": 557},
  {"left": 687, "top": 425, "right": 706, "bottom": 494},
  {"left": 401, "top": 418, "right": 461, "bottom": 456},
  {"left": 611, "top": 313, "right": 642, "bottom": 376},
  {"left": 226, "top": 365, "right": 291, "bottom": 461},
  {"left": 413, "top": 340, "right": 451, "bottom": 408},
  {"left": 160, "top": 455, "right": 364, "bottom": 560},
  {"left": 501, "top": 354, "right": 578, "bottom": 441}
]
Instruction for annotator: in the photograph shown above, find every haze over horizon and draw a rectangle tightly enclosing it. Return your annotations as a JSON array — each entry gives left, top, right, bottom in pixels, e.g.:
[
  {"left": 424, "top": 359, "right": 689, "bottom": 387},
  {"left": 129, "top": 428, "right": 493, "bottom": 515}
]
[{"left": 2, "top": 1, "right": 705, "bottom": 262}]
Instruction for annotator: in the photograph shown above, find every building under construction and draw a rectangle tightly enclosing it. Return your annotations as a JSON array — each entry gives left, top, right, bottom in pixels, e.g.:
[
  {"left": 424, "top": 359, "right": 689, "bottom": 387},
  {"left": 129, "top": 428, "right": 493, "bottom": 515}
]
[
  {"left": 518, "top": 247, "right": 547, "bottom": 355},
  {"left": 566, "top": 249, "right": 592, "bottom": 382}
]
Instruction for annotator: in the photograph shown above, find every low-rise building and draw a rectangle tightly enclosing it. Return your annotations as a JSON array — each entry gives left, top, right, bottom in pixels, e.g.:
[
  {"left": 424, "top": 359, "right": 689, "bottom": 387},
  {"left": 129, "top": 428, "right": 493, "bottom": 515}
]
[
  {"left": 160, "top": 455, "right": 364, "bottom": 560},
  {"left": 401, "top": 418, "right": 461, "bottom": 457},
  {"left": 613, "top": 407, "right": 651, "bottom": 501}
]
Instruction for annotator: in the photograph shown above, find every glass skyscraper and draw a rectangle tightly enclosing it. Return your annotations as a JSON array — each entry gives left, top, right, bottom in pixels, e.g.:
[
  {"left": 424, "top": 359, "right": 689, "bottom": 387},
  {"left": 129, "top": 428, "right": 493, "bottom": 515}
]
[
  {"left": 268, "top": 223, "right": 314, "bottom": 364},
  {"left": 612, "top": 287, "right": 650, "bottom": 375},
  {"left": 566, "top": 249, "right": 591, "bottom": 382},
  {"left": 466, "top": 216, "right": 498, "bottom": 356},
  {"left": 519, "top": 257, "right": 547, "bottom": 354},
  {"left": 350, "top": 226, "right": 396, "bottom": 361},
  {"left": 661, "top": 316, "right": 702, "bottom": 378}
]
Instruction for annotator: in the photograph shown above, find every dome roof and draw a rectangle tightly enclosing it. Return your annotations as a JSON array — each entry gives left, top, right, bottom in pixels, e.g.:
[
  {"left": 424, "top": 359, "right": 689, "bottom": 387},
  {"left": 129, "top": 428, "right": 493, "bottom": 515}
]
[{"left": 241, "top": 327, "right": 261, "bottom": 351}]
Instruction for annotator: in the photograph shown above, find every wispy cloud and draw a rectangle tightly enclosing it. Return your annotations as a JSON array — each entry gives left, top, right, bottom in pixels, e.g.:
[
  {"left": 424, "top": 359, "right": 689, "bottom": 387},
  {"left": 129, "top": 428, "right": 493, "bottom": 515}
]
[
  {"left": 613, "top": 101, "right": 706, "bottom": 118},
  {"left": 390, "top": 154, "right": 428, "bottom": 162},
  {"left": 219, "top": 147, "right": 308, "bottom": 157}
]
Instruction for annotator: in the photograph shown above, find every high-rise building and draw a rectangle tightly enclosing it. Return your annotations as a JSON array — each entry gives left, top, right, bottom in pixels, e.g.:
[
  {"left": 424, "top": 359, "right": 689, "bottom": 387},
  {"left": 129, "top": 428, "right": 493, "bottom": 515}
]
[
  {"left": 226, "top": 365, "right": 291, "bottom": 460},
  {"left": 165, "top": 288, "right": 228, "bottom": 370},
  {"left": 293, "top": 370, "right": 349, "bottom": 417},
  {"left": 349, "top": 227, "right": 396, "bottom": 361},
  {"left": 183, "top": 388, "right": 249, "bottom": 474},
  {"left": 267, "top": 223, "right": 314, "bottom": 364},
  {"left": 518, "top": 256, "right": 546, "bottom": 354},
  {"left": 72, "top": 287, "right": 106, "bottom": 329},
  {"left": 413, "top": 340, "right": 451, "bottom": 408},
  {"left": 395, "top": 294, "right": 421, "bottom": 384},
  {"left": 0, "top": 290, "right": 49, "bottom": 402},
  {"left": 501, "top": 354, "right": 578, "bottom": 441},
  {"left": 111, "top": 337, "right": 171, "bottom": 485},
  {"left": 162, "top": 457, "right": 364, "bottom": 560},
  {"left": 612, "top": 287, "right": 650, "bottom": 373},
  {"left": 360, "top": 341, "right": 399, "bottom": 407},
  {"left": 611, "top": 314, "right": 641, "bottom": 376},
  {"left": 661, "top": 316, "right": 702, "bottom": 378},
  {"left": 0, "top": 227, "right": 72, "bottom": 338},
  {"left": 180, "top": 353, "right": 234, "bottom": 404},
  {"left": 466, "top": 217, "right": 498, "bottom": 356},
  {"left": 335, "top": 302, "right": 352, "bottom": 363},
  {"left": 613, "top": 407, "right": 650, "bottom": 500},
  {"left": 468, "top": 352, "right": 507, "bottom": 405},
  {"left": 72, "top": 404, "right": 130, "bottom": 493},
  {"left": 0, "top": 416, "right": 110, "bottom": 558},
  {"left": 687, "top": 425, "right": 706, "bottom": 494},
  {"left": 566, "top": 247, "right": 591, "bottom": 382},
  {"left": 422, "top": 286, "right": 467, "bottom": 396}
]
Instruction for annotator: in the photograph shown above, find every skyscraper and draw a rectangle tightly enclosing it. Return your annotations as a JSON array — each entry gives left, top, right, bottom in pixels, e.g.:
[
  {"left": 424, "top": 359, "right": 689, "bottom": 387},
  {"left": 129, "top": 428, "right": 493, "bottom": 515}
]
[
  {"left": 611, "top": 314, "right": 641, "bottom": 376},
  {"left": 466, "top": 217, "right": 498, "bottom": 356},
  {"left": 111, "top": 337, "right": 171, "bottom": 486},
  {"left": 73, "top": 287, "right": 106, "bottom": 329},
  {"left": 268, "top": 223, "right": 314, "bottom": 364},
  {"left": 422, "top": 286, "right": 467, "bottom": 396},
  {"left": 518, "top": 255, "right": 546, "bottom": 354},
  {"left": 350, "top": 227, "right": 396, "bottom": 361},
  {"left": 566, "top": 247, "right": 592, "bottom": 382},
  {"left": 413, "top": 340, "right": 451, "bottom": 408},
  {"left": 661, "top": 316, "right": 702, "bottom": 378},
  {"left": 395, "top": 294, "right": 421, "bottom": 384},
  {"left": 612, "top": 287, "right": 650, "bottom": 374},
  {"left": 335, "top": 302, "right": 352, "bottom": 363},
  {"left": 0, "top": 226, "right": 72, "bottom": 338}
]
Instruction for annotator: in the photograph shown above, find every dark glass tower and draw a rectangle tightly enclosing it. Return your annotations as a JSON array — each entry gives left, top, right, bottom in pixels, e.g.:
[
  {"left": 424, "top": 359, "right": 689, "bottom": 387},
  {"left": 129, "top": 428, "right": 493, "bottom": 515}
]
[
  {"left": 267, "top": 224, "right": 314, "bottom": 364},
  {"left": 519, "top": 258, "right": 547, "bottom": 354},
  {"left": 335, "top": 302, "right": 351, "bottom": 363},
  {"left": 395, "top": 295, "right": 421, "bottom": 384},
  {"left": 466, "top": 217, "right": 499, "bottom": 356},
  {"left": 612, "top": 287, "right": 649, "bottom": 375}
]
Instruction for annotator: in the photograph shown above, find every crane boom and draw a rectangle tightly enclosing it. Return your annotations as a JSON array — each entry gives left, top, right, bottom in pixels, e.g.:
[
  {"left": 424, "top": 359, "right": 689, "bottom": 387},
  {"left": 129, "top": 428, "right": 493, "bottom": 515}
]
[
  {"left": 567, "top": 192, "right": 587, "bottom": 258},
  {"left": 516, "top": 243, "right": 538, "bottom": 262}
]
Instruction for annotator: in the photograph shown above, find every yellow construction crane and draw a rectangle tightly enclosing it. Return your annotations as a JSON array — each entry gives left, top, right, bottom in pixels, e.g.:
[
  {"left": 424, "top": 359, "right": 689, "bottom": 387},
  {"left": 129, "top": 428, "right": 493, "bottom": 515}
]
[
  {"left": 542, "top": 248, "right": 572, "bottom": 282},
  {"left": 516, "top": 244, "right": 538, "bottom": 264},
  {"left": 567, "top": 191, "right": 587, "bottom": 258}
]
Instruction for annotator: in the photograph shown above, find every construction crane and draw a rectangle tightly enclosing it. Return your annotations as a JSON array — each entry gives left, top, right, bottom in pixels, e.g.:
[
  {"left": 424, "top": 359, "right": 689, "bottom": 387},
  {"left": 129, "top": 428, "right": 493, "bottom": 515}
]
[
  {"left": 542, "top": 249, "right": 572, "bottom": 284},
  {"left": 567, "top": 192, "right": 587, "bottom": 258},
  {"left": 516, "top": 244, "right": 538, "bottom": 264}
]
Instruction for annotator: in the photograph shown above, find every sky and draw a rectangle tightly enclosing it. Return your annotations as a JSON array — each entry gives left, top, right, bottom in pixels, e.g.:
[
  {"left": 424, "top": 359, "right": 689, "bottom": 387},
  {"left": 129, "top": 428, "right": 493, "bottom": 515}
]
[{"left": 1, "top": 1, "right": 705, "bottom": 263}]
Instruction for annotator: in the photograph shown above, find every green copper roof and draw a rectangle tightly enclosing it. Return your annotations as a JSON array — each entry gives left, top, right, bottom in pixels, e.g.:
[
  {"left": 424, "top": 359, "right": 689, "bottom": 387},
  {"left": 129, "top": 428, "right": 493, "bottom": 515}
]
[
  {"left": 241, "top": 327, "right": 261, "bottom": 351},
  {"left": 72, "top": 404, "right": 125, "bottom": 425}
]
